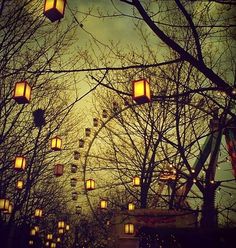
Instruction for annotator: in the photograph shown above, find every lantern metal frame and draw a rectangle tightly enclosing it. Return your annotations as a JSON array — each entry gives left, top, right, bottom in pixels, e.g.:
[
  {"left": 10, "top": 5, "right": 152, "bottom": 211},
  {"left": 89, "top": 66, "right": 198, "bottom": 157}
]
[
  {"left": 16, "top": 180, "right": 24, "bottom": 190},
  {"left": 51, "top": 136, "right": 62, "bottom": 151},
  {"left": 132, "top": 78, "right": 151, "bottom": 104},
  {"left": 133, "top": 176, "right": 140, "bottom": 187},
  {"left": 0, "top": 199, "right": 10, "bottom": 211},
  {"left": 124, "top": 223, "right": 135, "bottom": 235},
  {"left": 14, "top": 156, "right": 26, "bottom": 171},
  {"left": 35, "top": 208, "right": 43, "bottom": 218},
  {"left": 86, "top": 179, "right": 95, "bottom": 191},
  {"left": 43, "top": 0, "right": 66, "bottom": 22},
  {"left": 13, "top": 81, "right": 31, "bottom": 104}
]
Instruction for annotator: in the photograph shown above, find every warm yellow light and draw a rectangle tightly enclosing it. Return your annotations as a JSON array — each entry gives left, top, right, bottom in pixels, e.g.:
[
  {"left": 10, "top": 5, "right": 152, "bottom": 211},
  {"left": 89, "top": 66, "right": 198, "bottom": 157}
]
[
  {"left": 35, "top": 208, "right": 43, "bottom": 217},
  {"left": 58, "top": 221, "right": 65, "bottom": 229},
  {"left": 45, "top": 241, "right": 50, "bottom": 246},
  {"left": 44, "top": 0, "right": 66, "bottom": 22},
  {"left": 86, "top": 179, "right": 95, "bottom": 190},
  {"left": 47, "top": 233, "right": 53, "bottom": 240},
  {"left": 0, "top": 199, "right": 10, "bottom": 211},
  {"left": 100, "top": 200, "right": 108, "bottom": 209},
  {"left": 14, "top": 156, "right": 26, "bottom": 170},
  {"left": 51, "top": 136, "right": 62, "bottom": 151},
  {"left": 124, "top": 223, "right": 135, "bottom": 234},
  {"left": 128, "top": 203, "right": 135, "bottom": 211},
  {"left": 132, "top": 79, "right": 151, "bottom": 104},
  {"left": 54, "top": 164, "right": 64, "bottom": 177},
  {"left": 16, "top": 180, "right": 24, "bottom": 190},
  {"left": 34, "top": 226, "right": 39, "bottom": 232},
  {"left": 133, "top": 176, "right": 140, "bottom": 187},
  {"left": 58, "top": 228, "right": 64, "bottom": 234},
  {"left": 4, "top": 203, "right": 13, "bottom": 214},
  {"left": 13, "top": 81, "right": 31, "bottom": 104},
  {"left": 30, "top": 229, "right": 36, "bottom": 236},
  {"left": 65, "top": 224, "right": 70, "bottom": 231},
  {"left": 57, "top": 237, "right": 61, "bottom": 242},
  {"left": 29, "top": 240, "right": 34, "bottom": 245},
  {"left": 51, "top": 242, "right": 56, "bottom": 248}
]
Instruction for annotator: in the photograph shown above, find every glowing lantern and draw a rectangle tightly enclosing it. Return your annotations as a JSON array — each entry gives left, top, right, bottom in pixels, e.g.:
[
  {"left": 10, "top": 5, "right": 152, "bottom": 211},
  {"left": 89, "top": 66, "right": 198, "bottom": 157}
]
[
  {"left": 132, "top": 78, "right": 151, "bottom": 104},
  {"left": 70, "top": 178, "right": 77, "bottom": 187},
  {"left": 44, "top": 0, "right": 66, "bottom": 22},
  {"left": 93, "top": 118, "right": 99, "bottom": 127},
  {"left": 35, "top": 208, "right": 43, "bottom": 218},
  {"left": 71, "top": 163, "right": 78, "bottom": 173},
  {"left": 57, "top": 237, "right": 61, "bottom": 242},
  {"left": 65, "top": 224, "right": 70, "bottom": 231},
  {"left": 124, "top": 223, "right": 135, "bottom": 235},
  {"left": 102, "top": 110, "right": 108, "bottom": 118},
  {"left": 29, "top": 240, "right": 34, "bottom": 245},
  {"left": 47, "top": 234, "right": 53, "bottom": 240},
  {"left": 54, "top": 164, "right": 64, "bottom": 177},
  {"left": 58, "top": 221, "right": 65, "bottom": 229},
  {"left": 3, "top": 203, "right": 13, "bottom": 214},
  {"left": 128, "top": 203, "right": 135, "bottom": 211},
  {"left": 58, "top": 228, "right": 64, "bottom": 234},
  {"left": 0, "top": 199, "right": 10, "bottom": 211},
  {"left": 85, "top": 128, "right": 91, "bottom": 137},
  {"left": 133, "top": 176, "right": 140, "bottom": 187},
  {"left": 34, "top": 226, "right": 39, "bottom": 232},
  {"left": 16, "top": 180, "right": 24, "bottom": 190},
  {"left": 14, "top": 156, "right": 26, "bottom": 171},
  {"left": 30, "top": 229, "right": 36, "bottom": 236},
  {"left": 51, "top": 242, "right": 56, "bottom": 248},
  {"left": 74, "top": 151, "right": 80, "bottom": 160},
  {"left": 51, "top": 136, "right": 62, "bottom": 151},
  {"left": 79, "top": 139, "right": 84, "bottom": 148},
  {"left": 100, "top": 199, "right": 108, "bottom": 209},
  {"left": 45, "top": 241, "right": 50, "bottom": 247},
  {"left": 72, "top": 192, "right": 78, "bottom": 201},
  {"left": 13, "top": 81, "right": 31, "bottom": 104},
  {"left": 86, "top": 179, "right": 95, "bottom": 191}
]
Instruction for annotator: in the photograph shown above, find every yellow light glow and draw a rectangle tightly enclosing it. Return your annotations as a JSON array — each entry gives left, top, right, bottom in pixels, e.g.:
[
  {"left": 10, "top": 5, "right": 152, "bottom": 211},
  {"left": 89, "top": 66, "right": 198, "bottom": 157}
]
[
  {"left": 57, "top": 237, "right": 61, "bottom": 242},
  {"left": 51, "top": 136, "right": 62, "bottom": 151},
  {"left": 44, "top": 0, "right": 54, "bottom": 12},
  {"left": 30, "top": 229, "right": 36, "bottom": 236},
  {"left": 35, "top": 208, "right": 42, "bottom": 217},
  {"left": 86, "top": 179, "right": 95, "bottom": 190},
  {"left": 16, "top": 180, "right": 24, "bottom": 190},
  {"left": 100, "top": 200, "right": 108, "bottom": 209},
  {"left": 0, "top": 199, "right": 10, "bottom": 211},
  {"left": 29, "top": 240, "right": 34, "bottom": 245},
  {"left": 65, "top": 224, "right": 70, "bottom": 231},
  {"left": 54, "top": 164, "right": 64, "bottom": 176},
  {"left": 132, "top": 79, "right": 151, "bottom": 104},
  {"left": 34, "top": 226, "right": 39, "bottom": 232},
  {"left": 133, "top": 176, "right": 140, "bottom": 186},
  {"left": 128, "top": 203, "right": 135, "bottom": 211},
  {"left": 51, "top": 243, "right": 56, "bottom": 248},
  {"left": 13, "top": 81, "right": 31, "bottom": 104},
  {"left": 58, "top": 228, "right": 64, "bottom": 234},
  {"left": 14, "top": 156, "right": 26, "bottom": 170},
  {"left": 44, "top": 0, "right": 66, "bottom": 22},
  {"left": 58, "top": 221, "right": 65, "bottom": 229},
  {"left": 124, "top": 223, "right": 134, "bottom": 234},
  {"left": 47, "top": 234, "right": 53, "bottom": 240}
]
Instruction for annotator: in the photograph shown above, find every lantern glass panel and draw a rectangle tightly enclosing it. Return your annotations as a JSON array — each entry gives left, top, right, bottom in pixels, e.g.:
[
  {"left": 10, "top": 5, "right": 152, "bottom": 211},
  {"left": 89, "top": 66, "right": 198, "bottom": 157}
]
[
  {"left": 86, "top": 179, "right": 95, "bottom": 190},
  {"left": 14, "top": 156, "right": 26, "bottom": 170},
  {"left": 44, "top": 0, "right": 54, "bottom": 11},
  {"left": 100, "top": 200, "right": 107, "bottom": 209},
  {"left": 16, "top": 180, "right": 24, "bottom": 189},
  {"left": 128, "top": 203, "right": 135, "bottom": 211},
  {"left": 133, "top": 79, "right": 151, "bottom": 104},
  {"left": 0, "top": 199, "right": 10, "bottom": 210},
  {"left": 133, "top": 176, "right": 140, "bottom": 186},
  {"left": 65, "top": 224, "right": 70, "bottom": 231},
  {"left": 58, "top": 228, "right": 64, "bottom": 234},
  {"left": 124, "top": 223, "right": 134, "bottom": 234},
  {"left": 51, "top": 137, "right": 62, "bottom": 150},
  {"left": 56, "top": 0, "right": 65, "bottom": 14},
  {"left": 58, "top": 221, "right": 65, "bottom": 229},
  {"left": 30, "top": 229, "right": 36, "bottom": 236},
  {"left": 35, "top": 208, "right": 42, "bottom": 217},
  {"left": 47, "top": 234, "right": 53, "bottom": 240},
  {"left": 13, "top": 81, "right": 31, "bottom": 103}
]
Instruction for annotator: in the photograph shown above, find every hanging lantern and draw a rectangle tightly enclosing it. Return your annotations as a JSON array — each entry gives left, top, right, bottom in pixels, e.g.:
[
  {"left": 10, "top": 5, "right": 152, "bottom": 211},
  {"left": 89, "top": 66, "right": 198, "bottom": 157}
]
[
  {"left": 132, "top": 78, "right": 151, "bottom": 104},
  {"left": 47, "top": 234, "right": 53, "bottom": 240},
  {"left": 34, "top": 226, "right": 39, "bottom": 232},
  {"left": 54, "top": 164, "right": 64, "bottom": 177},
  {"left": 13, "top": 81, "right": 31, "bottom": 104},
  {"left": 45, "top": 241, "right": 50, "bottom": 247},
  {"left": 100, "top": 199, "right": 108, "bottom": 209},
  {"left": 16, "top": 180, "right": 24, "bottom": 190},
  {"left": 72, "top": 192, "right": 78, "bottom": 201},
  {"left": 14, "top": 156, "right": 26, "bottom": 171},
  {"left": 51, "top": 136, "right": 62, "bottom": 151},
  {"left": 44, "top": 0, "right": 66, "bottom": 22},
  {"left": 128, "top": 203, "right": 135, "bottom": 211},
  {"left": 79, "top": 139, "right": 84, "bottom": 148},
  {"left": 93, "top": 118, "right": 99, "bottom": 127},
  {"left": 0, "top": 199, "right": 10, "bottom": 211},
  {"left": 102, "top": 110, "right": 108, "bottom": 118},
  {"left": 29, "top": 240, "right": 34, "bottom": 246},
  {"left": 57, "top": 237, "right": 61, "bottom": 243},
  {"left": 124, "top": 223, "right": 135, "bottom": 235},
  {"left": 51, "top": 243, "right": 56, "bottom": 248},
  {"left": 65, "top": 224, "right": 70, "bottom": 231},
  {"left": 58, "top": 221, "right": 65, "bottom": 229},
  {"left": 35, "top": 208, "right": 43, "bottom": 218},
  {"left": 76, "top": 205, "right": 82, "bottom": 215},
  {"left": 133, "top": 176, "right": 140, "bottom": 187},
  {"left": 30, "top": 228, "right": 36, "bottom": 236},
  {"left": 70, "top": 178, "right": 77, "bottom": 187},
  {"left": 85, "top": 128, "right": 91, "bottom": 137},
  {"left": 71, "top": 163, "right": 78, "bottom": 173},
  {"left": 3, "top": 203, "right": 13, "bottom": 214},
  {"left": 58, "top": 228, "right": 64, "bottom": 234},
  {"left": 86, "top": 179, "right": 95, "bottom": 191}
]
